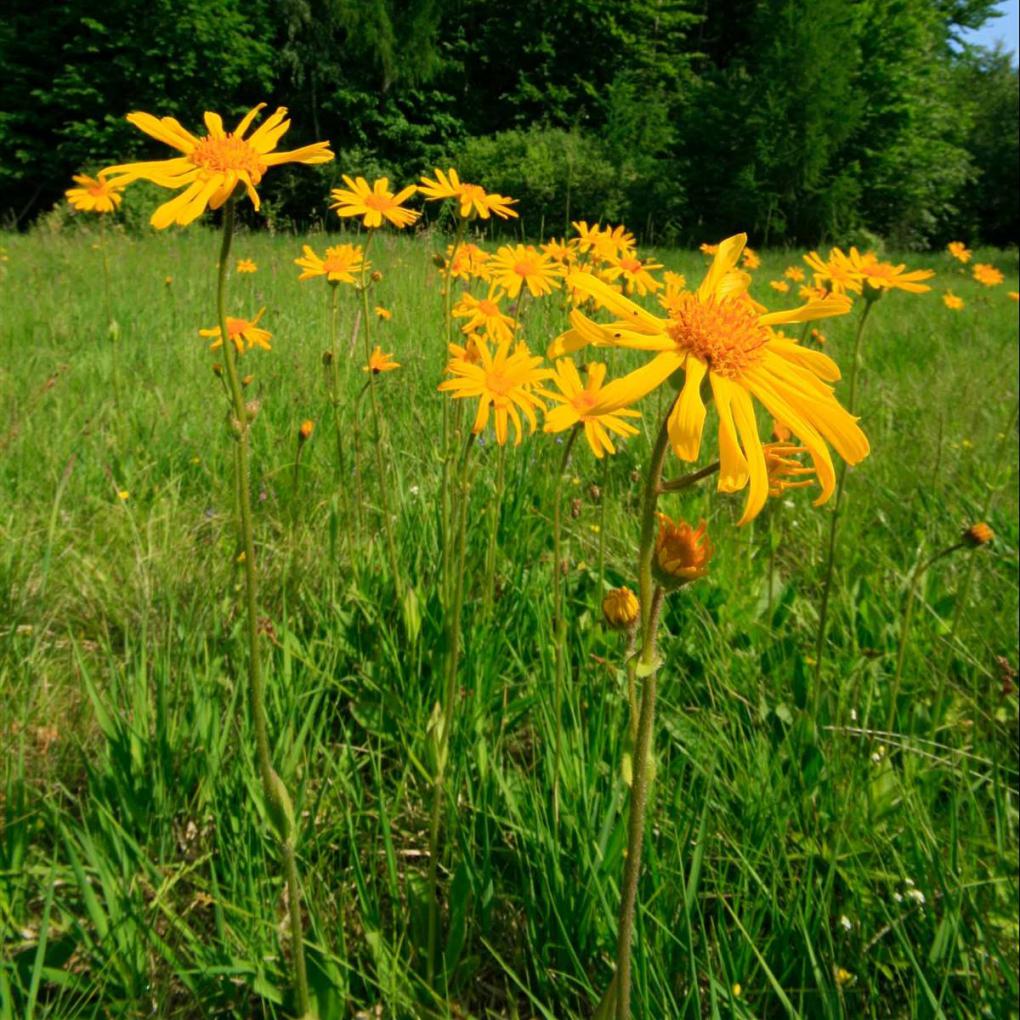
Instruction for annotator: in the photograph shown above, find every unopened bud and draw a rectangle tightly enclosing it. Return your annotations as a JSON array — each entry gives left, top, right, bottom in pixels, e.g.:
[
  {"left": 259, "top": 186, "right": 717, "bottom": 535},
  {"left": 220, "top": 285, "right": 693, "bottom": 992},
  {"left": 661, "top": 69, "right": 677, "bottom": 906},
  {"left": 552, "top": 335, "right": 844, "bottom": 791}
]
[
  {"left": 212, "top": 363, "right": 223, "bottom": 377},
  {"left": 653, "top": 514, "right": 713, "bottom": 591},
  {"left": 602, "top": 587, "right": 640, "bottom": 631},
  {"left": 298, "top": 419, "right": 314, "bottom": 442},
  {"left": 963, "top": 522, "right": 993, "bottom": 548},
  {"left": 371, "top": 270, "right": 383, "bottom": 283}
]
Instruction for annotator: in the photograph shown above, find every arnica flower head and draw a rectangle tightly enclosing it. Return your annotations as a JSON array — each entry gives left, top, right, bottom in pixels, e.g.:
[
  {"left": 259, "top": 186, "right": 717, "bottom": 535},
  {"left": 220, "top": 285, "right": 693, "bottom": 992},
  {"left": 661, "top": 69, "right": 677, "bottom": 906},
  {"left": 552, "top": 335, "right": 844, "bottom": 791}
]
[
  {"left": 947, "top": 241, "right": 972, "bottom": 263},
  {"left": 700, "top": 242, "right": 719, "bottom": 256},
  {"left": 445, "top": 242, "right": 491, "bottom": 281},
  {"left": 236, "top": 258, "right": 257, "bottom": 273},
  {"left": 490, "top": 244, "right": 565, "bottom": 299},
  {"left": 603, "top": 586, "right": 640, "bottom": 630},
  {"left": 741, "top": 248, "right": 760, "bottom": 270},
  {"left": 330, "top": 175, "right": 419, "bottom": 229},
  {"left": 453, "top": 287, "right": 517, "bottom": 344},
  {"left": 542, "top": 237, "right": 577, "bottom": 266},
  {"left": 298, "top": 419, "right": 314, "bottom": 442},
  {"left": 294, "top": 243, "right": 364, "bottom": 285},
  {"left": 943, "top": 292, "right": 964, "bottom": 310},
  {"left": 803, "top": 248, "right": 863, "bottom": 296},
  {"left": 602, "top": 253, "right": 663, "bottom": 296},
  {"left": 550, "top": 234, "right": 866, "bottom": 524},
  {"left": 1009, "top": 291, "right": 1019, "bottom": 301},
  {"left": 784, "top": 266, "right": 805, "bottom": 282},
  {"left": 972, "top": 263, "right": 1004, "bottom": 286},
  {"left": 572, "top": 222, "right": 636, "bottom": 262},
  {"left": 438, "top": 334, "right": 550, "bottom": 446},
  {"left": 419, "top": 168, "right": 517, "bottom": 220},
  {"left": 653, "top": 515, "right": 712, "bottom": 591},
  {"left": 364, "top": 347, "right": 400, "bottom": 374},
  {"left": 770, "top": 280, "right": 790, "bottom": 293},
  {"left": 963, "top": 522, "right": 994, "bottom": 547},
  {"left": 65, "top": 173, "right": 125, "bottom": 214},
  {"left": 540, "top": 360, "right": 641, "bottom": 458},
  {"left": 199, "top": 308, "right": 271, "bottom": 353},
  {"left": 846, "top": 248, "right": 934, "bottom": 295},
  {"left": 374, "top": 305, "right": 392, "bottom": 320},
  {"left": 104, "top": 104, "right": 333, "bottom": 228}
]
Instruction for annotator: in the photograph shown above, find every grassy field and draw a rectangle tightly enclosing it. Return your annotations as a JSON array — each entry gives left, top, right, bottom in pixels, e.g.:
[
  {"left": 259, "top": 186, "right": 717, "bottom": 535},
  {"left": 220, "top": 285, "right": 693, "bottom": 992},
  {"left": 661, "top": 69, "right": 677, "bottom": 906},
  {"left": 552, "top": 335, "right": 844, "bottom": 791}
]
[{"left": 0, "top": 223, "right": 1017, "bottom": 1019}]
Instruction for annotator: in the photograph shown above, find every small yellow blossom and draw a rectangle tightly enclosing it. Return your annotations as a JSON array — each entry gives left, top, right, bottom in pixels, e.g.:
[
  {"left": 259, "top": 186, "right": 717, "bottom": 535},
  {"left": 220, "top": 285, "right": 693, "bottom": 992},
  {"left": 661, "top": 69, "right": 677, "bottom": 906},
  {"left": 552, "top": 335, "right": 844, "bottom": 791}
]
[
  {"left": 489, "top": 244, "right": 564, "bottom": 298},
  {"left": 602, "top": 587, "right": 640, "bottom": 630},
  {"left": 419, "top": 168, "right": 517, "bottom": 219},
  {"left": 330, "top": 175, "right": 419, "bottom": 229},
  {"left": 972, "top": 263, "right": 1004, "bottom": 286},
  {"left": 784, "top": 266, "right": 805, "bottom": 282},
  {"left": 364, "top": 347, "right": 400, "bottom": 374},
  {"left": 375, "top": 305, "right": 392, "bottom": 320},
  {"left": 741, "top": 247, "right": 760, "bottom": 269},
  {"left": 943, "top": 292, "right": 964, "bottom": 310},
  {"left": 963, "top": 522, "right": 993, "bottom": 547},
  {"left": 453, "top": 287, "right": 517, "bottom": 343},
  {"left": 236, "top": 258, "right": 257, "bottom": 273},
  {"left": 294, "top": 244, "right": 364, "bottom": 284},
  {"left": 769, "top": 279, "right": 790, "bottom": 293},
  {"left": 117, "top": 489, "right": 130, "bottom": 501},
  {"left": 66, "top": 173, "right": 125, "bottom": 214},
  {"left": 199, "top": 308, "right": 272, "bottom": 353},
  {"left": 947, "top": 241, "right": 972, "bottom": 263}
]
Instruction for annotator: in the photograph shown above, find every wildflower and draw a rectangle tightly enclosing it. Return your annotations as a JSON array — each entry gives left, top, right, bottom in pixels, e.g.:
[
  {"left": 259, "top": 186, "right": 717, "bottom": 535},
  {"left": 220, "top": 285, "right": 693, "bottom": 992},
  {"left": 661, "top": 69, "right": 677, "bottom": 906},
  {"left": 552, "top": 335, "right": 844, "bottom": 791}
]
[
  {"left": 800, "top": 281, "right": 831, "bottom": 302},
  {"left": 699, "top": 243, "right": 719, "bottom": 256},
  {"left": 602, "top": 587, "right": 640, "bottom": 630},
  {"left": 542, "top": 237, "right": 576, "bottom": 265},
  {"left": 552, "top": 234, "right": 866, "bottom": 523},
  {"left": 294, "top": 244, "right": 364, "bottom": 284},
  {"left": 448, "top": 334, "right": 484, "bottom": 365},
  {"left": 104, "top": 104, "right": 333, "bottom": 228},
  {"left": 199, "top": 308, "right": 272, "bottom": 353},
  {"left": 165, "top": 275, "right": 173, "bottom": 287},
  {"left": 764, "top": 442, "right": 816, "bottom": 497},
  {"left": 846, "top": 248, "right": 934, "bottom": 295},
  {"left": 663, "top": 270, "right": 686, "bottom": 292},
  {"left": 602, "top": 253, "right": 663, "bottom": 296},
  {"left": 438, "top": 334, "right": 550, "bottom": 446},
  {"left": 784, "top": 266, "right": 805, "bottom": 282},
  {"left": 810, "top": 328, "right": 826, "bottom": 345},
  {"left": 541, "top": 360, "right": 641, "bottom": 458},
  {"left": 65, "top": 173, "right": 125, "bottom": 214},
  {"left": 419, "top": 168, "right": 517, "bottom": 219},
  {"left": 444, "top": 242, "right": 491, "bottom": 281},
  {"left": 769, "top": 280, "right": 790, "bottom": 293},
  {"left": 298, "top": 420, "right": 314, "bottom": 442},
  {"left": 330, "top": 175, "right": 419, "bottom": 229},
  {"left": 835, "top": 967, "right": 854, "bottom": 987},
  {"left": 1009, "top": 291, "right": 1019, "bottom": 301},
  {"left": 572, "top": 222, "right": 636, "bottom": 262},
  {"left": 732, "top": 984, "right": 742, "bottom": 999},
  {"left": 653, "top": 515, "right": 712, "bottom": 590},
  {"left": 803, "top": 248, "right": 863, "bottom": 296},
  {"left": 972, "top": 263, "right": 1004, "bottom": 286},
  {"left": 375, "top": 305, "right": 393, "bottom": 320},
  {"left": 943, "top": 292, "right": 964, "bottom": 310},
  {"left": 963, "top": 522, "right": 993, "bottom": 547},
  {"left": 364, "top": 347, "right": 400, "bottom": 374},
  {"left": 117, "top": 489, "right": 130, "bottom": 501},
  {"left": 236, "top": 258, "right": 257, "bottom": 273},
  {"left": 453, "top": 287, "right": 517, "bottom": 343},
  {"left": 947, "top": 241, "right": 972, "bottom": 263},
  {"left": 489, "top": 244, "right": 564, "bottom": 299},
  {"left": 741, "top": 247, "right": 760, "bottom": 269}
]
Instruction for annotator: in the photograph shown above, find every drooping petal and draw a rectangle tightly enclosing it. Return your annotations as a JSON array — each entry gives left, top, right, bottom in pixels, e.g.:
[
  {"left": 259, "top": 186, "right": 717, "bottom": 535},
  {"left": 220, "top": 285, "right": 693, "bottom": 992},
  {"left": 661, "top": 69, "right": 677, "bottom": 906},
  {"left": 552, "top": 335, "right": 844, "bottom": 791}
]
[
  {"left": 729, "top": 386, "right": 769, "bottom": 524},
  {"left": 591, "top": 351, "right": 683, "bottom": 414},
  {"left": 566, "top": 273, "right": 665, "bottom": 333},
  {"left": 698, "top": 234, "right": 747, "bottom": 301},
  {"left": 667, "top": 356, "right": 707, "bottom": 461},
  {"left": 709, "top": 375, "right": 749, "bottom": 493}
]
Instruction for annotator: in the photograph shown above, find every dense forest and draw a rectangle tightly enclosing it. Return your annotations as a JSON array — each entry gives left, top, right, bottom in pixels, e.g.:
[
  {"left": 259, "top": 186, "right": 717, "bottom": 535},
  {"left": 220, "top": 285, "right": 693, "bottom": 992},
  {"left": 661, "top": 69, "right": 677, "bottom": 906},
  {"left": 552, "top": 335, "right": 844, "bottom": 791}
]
[{"left": 2, "top": 0, "right": 1017, "bottom": 246}]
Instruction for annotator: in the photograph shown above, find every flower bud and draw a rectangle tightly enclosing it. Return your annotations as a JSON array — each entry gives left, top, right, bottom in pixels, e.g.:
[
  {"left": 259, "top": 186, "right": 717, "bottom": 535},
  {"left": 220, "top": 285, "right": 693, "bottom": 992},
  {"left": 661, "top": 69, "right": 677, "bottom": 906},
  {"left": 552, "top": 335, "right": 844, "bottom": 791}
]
[
  {"left": 653, "top": 515, "right": 712, "bottom": 591},
  {"left": 298, "top": 419, "right": 314, "bottom": 443},
  {"left": 212, "top": 362, "right": 223, "bottom": 377},
  {"left": 371, "top": 270, "right": 383, "bottom": 283},
  {"left": 241, "top": 373, "right": 254, "bottom": 387},
  {"left": 963, "top": 522, "right": 993, "bottom": 548},
  {"left": 603, "top": 587, "right": 640, "bottom": 631}
]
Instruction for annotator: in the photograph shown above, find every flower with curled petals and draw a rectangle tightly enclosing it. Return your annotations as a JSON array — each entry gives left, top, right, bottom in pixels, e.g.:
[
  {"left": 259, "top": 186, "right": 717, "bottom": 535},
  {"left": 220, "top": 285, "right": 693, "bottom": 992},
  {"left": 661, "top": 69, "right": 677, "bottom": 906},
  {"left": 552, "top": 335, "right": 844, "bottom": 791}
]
[
  {"left": 199, "top": 308, "right": 272, "bottom": 354},
  {"left": 419, "top": 168, "right": 517, "bottom": 220}
]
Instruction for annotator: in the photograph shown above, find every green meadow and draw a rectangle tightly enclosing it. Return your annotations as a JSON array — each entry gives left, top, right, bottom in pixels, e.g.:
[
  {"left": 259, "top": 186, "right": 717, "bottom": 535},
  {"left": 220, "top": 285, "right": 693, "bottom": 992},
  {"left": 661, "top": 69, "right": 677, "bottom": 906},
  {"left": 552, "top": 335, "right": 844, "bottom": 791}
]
[{"left": 1, "top": 224, "right": 1018, "bottom": 1019}]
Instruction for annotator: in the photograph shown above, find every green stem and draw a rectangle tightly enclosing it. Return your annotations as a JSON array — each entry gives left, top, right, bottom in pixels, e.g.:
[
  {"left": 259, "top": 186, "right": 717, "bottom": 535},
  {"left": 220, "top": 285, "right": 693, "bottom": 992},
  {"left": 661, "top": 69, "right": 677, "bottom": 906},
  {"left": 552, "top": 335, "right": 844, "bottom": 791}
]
[
  {"left": 551, "top": 424, "right": 581, "bottom": 826},
  {"left": 482, "top": 441, "right": 507, "bottom": 618},
  {"left": 215, "top": 199, "right": 310, "bottom": 1018},
  {"left": 813, "top": 296, "right": 875, "bottom": 703},
  {"left": 358, "top": 232, "right": 402, "bottom": 597}
]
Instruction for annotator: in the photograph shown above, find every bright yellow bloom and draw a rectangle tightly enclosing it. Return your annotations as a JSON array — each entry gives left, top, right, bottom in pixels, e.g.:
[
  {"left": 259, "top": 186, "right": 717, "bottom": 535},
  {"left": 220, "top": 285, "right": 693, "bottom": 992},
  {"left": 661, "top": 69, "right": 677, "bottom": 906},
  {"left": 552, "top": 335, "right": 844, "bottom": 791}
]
[
  {"left": 943, "top": 292, "right": 964, "bottom": 310},
  {"left": 419, "top": 168, "right": 517, "bottom": 219},
  {"left": 65, "top": 173, "right": 125, "bottom": 214},
  {"left": 947, "top": 241, "right": 972, "bottom": 263},
  {"left": 489, "top": 244, "right": 564, "bottom": 299},
  {"left": 542, "top": 237, "right": 577, "bottom": 265},
  {"left": 653, "top": 515, "right": 712, "bottom": 590},
  {"left": 784, "top": 266, "right": 805, "bottom": 282},
  {"left": 104, "top": 104, "right": 333, "bottom": 228},
  {"left": 602, "top": 253, "right": 663, "bottom": 295},
  {"left": 444, "top": 242, "right": 491, "bottom": 281},
  {"left": 1009, "top": 291, "right": 1019, "bottom": 301},
  {"left": 603, "top": 587, "right": 640, "bottom": 630},
  {"left": 972, "top": 263, "right": 1004, "bottom": 286},
  {"left": 551, "top": 234, "right": 866, "bottom": 524},
  {"left": 572, "top": 222, "right": 636, "bottom": 262},
  {"left": 663, "top": 270, "right": 686, "bottom": 291},
  {"left": 438, "top": 335, "right": 550, "bottom": 446},
  {"left": 453, "top": 287, "right": 517, "bottom": 343},
  {"left": 741, "top": 248, "right": 760, "bottom": 270},
  {"left": 199, "top": 308, "right": 272, "bottom": 353},
  {"left": 236, "top": 258, "right": 257, "bottom": 273},
  {"left": 700, "top": 243, "right": 719, "bottom": 256},
  {"left": 540, "top": 360, "right": 641, "bottom": 458},
  {"left": 117, "top": 489, "right": 130, "bottom": 501},
  {"left": 364, "top": 346, "right": 400, "bottom": 374},
  {"left": 294, "top": 244, "right": 365, "bottom": 284},
  {"left": 769, "top": 280, "right": 790, "bottom": 293},
  {"left": 330, "top": 175, "right": 419, "bottom": 229},
  {"left": 375, "top": 305, "right": 392, "bottom": 320},
  {"left": 803, "top": 248, "right": 863, "bottom": 296},
  {"left": 846, "top": 248, "right": 934, "bottom": 294}
]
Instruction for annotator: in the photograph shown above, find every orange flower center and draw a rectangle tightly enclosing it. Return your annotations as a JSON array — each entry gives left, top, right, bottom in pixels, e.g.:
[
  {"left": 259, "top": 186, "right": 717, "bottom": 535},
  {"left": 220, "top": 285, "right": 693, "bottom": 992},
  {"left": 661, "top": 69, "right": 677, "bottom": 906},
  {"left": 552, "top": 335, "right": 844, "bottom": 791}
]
[
  {"left": 571, "top": 390, "right": 598, "bottom": 417},
  {"left": 363, "top": 192, "right": 396, "bottom": 211},
  {"left": 485, "top": 372, "right": 514, "bottom": 401},
  {"left": 460, "top": 183, "right": 487, "bottom": 204},
  {"left": 619, "top": 257, "right": 642, "bottom": 274},
  {"left": 322, "top": 256, "right": 352, "bottom": 274},
  {"left": 87, "top": 182, "right": 111, "bottom": 197},
  {"left": 478, "top": 299, "right": 500, "bottom": 316},
  {"left": 191, "top": 135, "right": 267, "bottom": 180},
  {"left": 513, "top": 260, "right": 536, "bottom": 278},
  {"left": 226, "top": 317, "right": 249, "bottom": 337},
  {"left": 666, "top": 294, "right": 768, "bottom": 378}
]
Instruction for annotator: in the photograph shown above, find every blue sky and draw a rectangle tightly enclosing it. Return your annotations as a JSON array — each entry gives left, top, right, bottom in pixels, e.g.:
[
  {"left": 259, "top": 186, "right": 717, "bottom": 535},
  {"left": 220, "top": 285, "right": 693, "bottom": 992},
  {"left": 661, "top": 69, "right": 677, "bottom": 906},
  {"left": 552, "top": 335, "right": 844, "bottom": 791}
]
[{"left": 958, "top": 0, "right": 1019, "bottom": 62}]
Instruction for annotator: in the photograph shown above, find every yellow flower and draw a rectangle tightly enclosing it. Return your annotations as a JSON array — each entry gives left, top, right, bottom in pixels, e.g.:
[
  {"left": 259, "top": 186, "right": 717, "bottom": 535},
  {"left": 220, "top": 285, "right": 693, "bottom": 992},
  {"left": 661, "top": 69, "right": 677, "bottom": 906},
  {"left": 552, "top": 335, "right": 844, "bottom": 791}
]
[
  {"left": 769, "top": 280, "right": 790, "bottom": 293},
  {"left": 551, "top": 234, "right": 866, "bottom": 524},
  {"left": 104, "top": 104, "right": 333, "bottom": 228},
  {"left": 699, "top": 242, "right": 719, "bottom": 256},
  {"left": 199, "top": 308, "right": 272, "bottom": 353},
  {"left": 947, "top": 241, "right": 972, "bottom": 263},
  {"left": 489, "top": 244, "right": 564, "bottom": 298},
  {"left": 236, "top": 258, "right": 257, "bottom": 273},
  {"left": 943, "top": 292, "right": 964, "bottom": 310},
  {"left": 784, "top": 266, "right": 805, "bottom": 282},
  {"left": 572, "top": 222, "right": 636, "bottom": 262},
  {"left": 298, "top": 419, "right": 315, "bottom": 441},
  {"left": 364, "top": 346, "right": 400, "bottom": 374},
  {"left": 540, "top": 360, "right": 641, "bottom": 458},
  {"left": 663, "top": 270, "right": 686, "bottom": 291},
  {"left": 803, "top": 248, "right": 863, "bottom": 296},
  {"left": 329, "top": 175, "right": 419, "bottom": 229},
  {"left": 117, "top": 489, "right": 130, "bottom": 501},
  {"left": 294, "top": 244, "right": 364, "bottom": 284},
  {"left": 65, "top": 173, "right": 125, "bottom": 214},
  {"left": 799, "top": 281, "right": 832, "bottom": 302},
  {"left": 834, "top": 967, "right": 854, "bottom": 987},
  {"left": 653, "top": 515, "right": 712, "bottom": 590},
  {"left": 602, "top": 587, "right": 640, "bottom": 630},
  {"left": 846, "top": 248, "right": 934, "bottom": 294},
  {"left": 741, "top": 247, "right": 760, "bottom": 269},
  {"left": 374, "top": 305, "right": 392, "bottom": 320},
  {"left": 453, "top": 287, "right": 517, "bottom": 343},
  {"left": 963, "top": 522, "right": 993, "bottom": 547},
  {"left": 541, "top": 237, "right": 577, "bottom": 265},
  {"left": 419, "top": 168, "right": 517, "bottom": 219},
  {"left": 438, "top": 334, "right": 550, "bottom": 446},
  {"left": 448, "top": 334, "right": 484, "bottom": 365},
  {"left": 764, "top": 442, "right": 816, "bottom": 497},
  {"left": 972, "top": 263, "right": 1004, "bottom": 286},
  {"left": 602, "top": 253, "right": 663, "bottom": 295},
  {"left": 1009, "top": 291, "right": 1019, "bottom": 301},
  {"left": 444, "top": 242, "right": 491, "bottom": 281}
]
